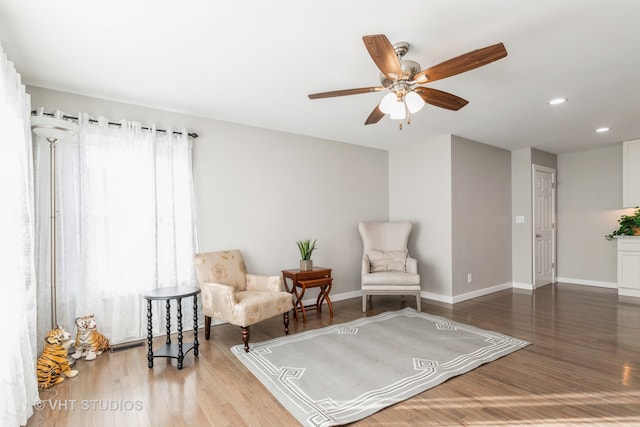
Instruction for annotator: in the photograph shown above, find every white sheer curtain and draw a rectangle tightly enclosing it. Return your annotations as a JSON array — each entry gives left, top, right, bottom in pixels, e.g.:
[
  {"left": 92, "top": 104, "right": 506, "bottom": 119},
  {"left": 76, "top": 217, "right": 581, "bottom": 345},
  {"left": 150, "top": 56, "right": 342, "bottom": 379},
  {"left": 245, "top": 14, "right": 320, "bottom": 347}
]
[
  {"left": 0, "top": 44, "right": 39, "bottom": 426},
  {"left": 34, "top": 114, "right": 198, "bottom": 345}
]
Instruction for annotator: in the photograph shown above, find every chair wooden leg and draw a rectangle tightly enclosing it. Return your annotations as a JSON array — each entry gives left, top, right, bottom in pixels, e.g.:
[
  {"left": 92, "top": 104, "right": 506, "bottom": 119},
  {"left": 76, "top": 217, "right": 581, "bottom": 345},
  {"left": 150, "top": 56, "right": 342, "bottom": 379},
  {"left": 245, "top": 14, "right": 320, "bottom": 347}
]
[
  {"left": 416, "top": 294, "right": 421, "bottom": 312},
  {"left": 283, "top": 312, "right": 289, "bottom": 335},
  {"left": 204, "top": 316, "right": 212, "bottom": 340},
  {"left": 241, "top": 326, "right": 250, "bottom": 352},
  {"left": 362, "top": 294, "right": 367, "bottom": 312}
]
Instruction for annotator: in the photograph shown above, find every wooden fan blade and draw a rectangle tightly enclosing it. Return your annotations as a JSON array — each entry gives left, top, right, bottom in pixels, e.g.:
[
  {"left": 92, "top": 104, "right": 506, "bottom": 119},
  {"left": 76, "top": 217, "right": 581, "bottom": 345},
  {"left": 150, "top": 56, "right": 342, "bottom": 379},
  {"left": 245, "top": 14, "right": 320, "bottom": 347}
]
[
  {"left": 414, "top": 87, "right": 469, "bottom": 111},
  {"left": 363, "top": 34, "right": 403, "bottom": 80},
  {"left": 308, "top": 86, "right": 383, "bottom": 99},
  {"left": 365, "top": 105, "right": 385, "bottom": 125},
  {"left": 414, "top": 43, "right": 507, "bottom": 84}
]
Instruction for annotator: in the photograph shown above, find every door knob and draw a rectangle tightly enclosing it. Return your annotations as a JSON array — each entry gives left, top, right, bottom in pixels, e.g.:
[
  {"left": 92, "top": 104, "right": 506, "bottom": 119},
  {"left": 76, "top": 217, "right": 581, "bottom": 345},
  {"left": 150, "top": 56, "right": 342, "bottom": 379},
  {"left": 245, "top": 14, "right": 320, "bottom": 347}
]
[{"left": 535, "top": 234, "right": 542, "bottom": 238}]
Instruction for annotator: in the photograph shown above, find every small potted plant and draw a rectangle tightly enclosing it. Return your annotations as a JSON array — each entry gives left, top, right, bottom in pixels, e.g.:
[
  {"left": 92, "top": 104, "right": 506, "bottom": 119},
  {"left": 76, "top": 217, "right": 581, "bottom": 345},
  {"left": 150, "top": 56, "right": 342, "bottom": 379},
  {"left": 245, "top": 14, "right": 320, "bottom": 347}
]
[
  {"left": 296, "top": 238, "right": 317, "bottom": 271},
  {"left": 605, "top": 208, "right": 640, "bottom": 240}
]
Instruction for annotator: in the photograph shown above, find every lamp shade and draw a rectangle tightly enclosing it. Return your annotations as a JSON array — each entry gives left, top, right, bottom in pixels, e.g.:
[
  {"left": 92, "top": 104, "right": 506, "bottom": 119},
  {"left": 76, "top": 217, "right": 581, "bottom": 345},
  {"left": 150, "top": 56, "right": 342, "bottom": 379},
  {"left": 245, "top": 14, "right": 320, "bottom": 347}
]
[
  {"left": 379, "top": 92, "right": 398, "bottom": 114},
  {"left": 380, "top": 93, "right": 406, "bottom": 120},
  {"left": 405, "top": 91, "right": 425, "bottom": 113},
  {"left": 31, "top": 114, "right": 78, "bottom": 141},
  {"left": 389, "top": 103, "right": 405, "bottom": 119}
]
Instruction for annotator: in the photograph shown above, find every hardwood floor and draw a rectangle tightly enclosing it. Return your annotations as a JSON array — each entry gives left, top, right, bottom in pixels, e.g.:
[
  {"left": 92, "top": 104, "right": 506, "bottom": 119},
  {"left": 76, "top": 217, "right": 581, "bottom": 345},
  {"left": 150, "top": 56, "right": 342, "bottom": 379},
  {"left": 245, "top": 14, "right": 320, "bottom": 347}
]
[{"left": 26, "top": 283, "right": 640, "bottom": 426}]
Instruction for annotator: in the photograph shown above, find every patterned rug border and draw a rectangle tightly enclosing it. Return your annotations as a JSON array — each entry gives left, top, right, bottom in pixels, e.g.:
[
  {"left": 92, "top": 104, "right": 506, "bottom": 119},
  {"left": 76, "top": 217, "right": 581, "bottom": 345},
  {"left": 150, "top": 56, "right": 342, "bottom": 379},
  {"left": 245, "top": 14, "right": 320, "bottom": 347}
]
[{"left": 232, "top": 307, "right": 531, "bottom": 426}]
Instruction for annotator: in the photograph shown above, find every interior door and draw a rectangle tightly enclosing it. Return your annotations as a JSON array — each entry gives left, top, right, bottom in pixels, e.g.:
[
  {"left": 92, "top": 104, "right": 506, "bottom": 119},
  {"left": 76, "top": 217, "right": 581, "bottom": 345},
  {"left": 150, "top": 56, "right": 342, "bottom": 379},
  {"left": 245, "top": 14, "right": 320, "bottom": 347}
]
[{"left": 533, "top": 165, "right": 555, "bottom": 287}]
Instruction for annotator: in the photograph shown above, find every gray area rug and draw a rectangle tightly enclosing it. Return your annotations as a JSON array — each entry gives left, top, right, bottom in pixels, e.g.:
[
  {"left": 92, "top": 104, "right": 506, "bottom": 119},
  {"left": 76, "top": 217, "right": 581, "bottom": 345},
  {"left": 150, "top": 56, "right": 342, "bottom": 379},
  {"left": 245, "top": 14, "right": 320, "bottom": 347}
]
[{"left": 232, "top": 307, "right": 530, "bottom": 426}]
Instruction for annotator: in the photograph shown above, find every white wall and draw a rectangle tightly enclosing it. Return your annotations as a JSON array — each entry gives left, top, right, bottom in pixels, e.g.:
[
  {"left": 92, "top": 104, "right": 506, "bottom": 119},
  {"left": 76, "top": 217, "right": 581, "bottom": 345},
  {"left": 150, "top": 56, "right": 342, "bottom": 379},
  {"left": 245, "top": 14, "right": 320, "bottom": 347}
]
[
  {"left": 556, "top": 144, "right": 626, "bottom": 287},
  {"left": 511, "top": 147, "right": 557, "bottom": 288},
  {"left": 389, "top": 135, "right": 513, "bottom": 303},
  {"left": 29, "top": 85, "right": 627, "bottom": 303},
  {"left": 28, "top": 86, "right": 389, "bottom": 297},
  {"left": 192, "top": 121, "right": 389, "bottom": 296},
  {"left": 389, "top": 135, "right": 453, "bottom": 299},
  {"left": 451, "top": 136, "right": 512, "bottom": 298},
  {"left": 511, "top": 148, "right": 533, "bottom": 286}
]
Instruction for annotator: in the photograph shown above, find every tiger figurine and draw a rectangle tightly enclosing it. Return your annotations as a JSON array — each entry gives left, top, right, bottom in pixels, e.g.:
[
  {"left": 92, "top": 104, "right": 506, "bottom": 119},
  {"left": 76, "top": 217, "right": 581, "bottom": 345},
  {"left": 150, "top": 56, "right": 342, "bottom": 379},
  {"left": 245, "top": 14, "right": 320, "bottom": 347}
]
[
  {"left": 72, "top": 314, "right": 110, "bottom": 361},
  {"left": 37, "top": 326, "right": 78, "bottom": 389}
]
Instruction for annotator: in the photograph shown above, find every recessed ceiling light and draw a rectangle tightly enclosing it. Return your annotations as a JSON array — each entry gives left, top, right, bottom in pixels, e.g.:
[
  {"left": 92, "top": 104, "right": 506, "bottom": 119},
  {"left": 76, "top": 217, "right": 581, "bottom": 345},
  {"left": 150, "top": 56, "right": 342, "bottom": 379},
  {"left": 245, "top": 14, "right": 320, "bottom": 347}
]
[
  {"left": 596, "top": 127, "right": 610, "bottom": 133},
  {"left": 548, "top": 98, "right": 567, "bottom": 105}
]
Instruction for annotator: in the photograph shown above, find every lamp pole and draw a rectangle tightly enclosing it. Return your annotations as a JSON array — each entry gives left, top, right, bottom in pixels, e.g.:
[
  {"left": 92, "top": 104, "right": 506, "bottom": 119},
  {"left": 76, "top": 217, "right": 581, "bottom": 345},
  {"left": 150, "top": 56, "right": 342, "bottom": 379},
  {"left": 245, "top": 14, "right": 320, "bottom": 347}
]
[
  {"left": 31, "top": 111, "right": 78, "bottom": 328},
  {"left": 48, "top": 136, "right": 58, "bottom": 328}
]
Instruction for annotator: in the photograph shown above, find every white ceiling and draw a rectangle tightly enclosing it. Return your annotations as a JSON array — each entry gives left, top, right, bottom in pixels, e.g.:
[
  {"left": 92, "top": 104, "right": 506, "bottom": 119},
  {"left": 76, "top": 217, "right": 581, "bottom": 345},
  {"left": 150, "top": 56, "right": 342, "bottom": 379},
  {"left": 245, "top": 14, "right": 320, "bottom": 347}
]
[{"left": 2, "top": 0, "right": 639, "bottom": 153}]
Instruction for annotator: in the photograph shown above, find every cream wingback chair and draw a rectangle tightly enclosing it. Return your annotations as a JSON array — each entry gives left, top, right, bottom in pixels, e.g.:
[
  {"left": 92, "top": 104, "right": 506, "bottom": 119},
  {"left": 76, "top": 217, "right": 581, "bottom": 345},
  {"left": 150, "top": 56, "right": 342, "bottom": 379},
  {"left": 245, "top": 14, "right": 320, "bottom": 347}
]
[
  {"left": 358, "top": 221, "right": 421, "bottom": 312},
  {"left": 193, "top": 249, "right": 292, "bottom": 352}
]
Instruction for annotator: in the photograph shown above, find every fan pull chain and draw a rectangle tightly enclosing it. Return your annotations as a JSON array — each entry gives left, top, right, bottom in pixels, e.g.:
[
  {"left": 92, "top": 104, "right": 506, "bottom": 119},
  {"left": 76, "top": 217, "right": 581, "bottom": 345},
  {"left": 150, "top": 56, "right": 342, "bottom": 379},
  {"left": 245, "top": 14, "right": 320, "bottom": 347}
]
[{"left": 401, "top": 102, "right": 411, "bottom": 130}]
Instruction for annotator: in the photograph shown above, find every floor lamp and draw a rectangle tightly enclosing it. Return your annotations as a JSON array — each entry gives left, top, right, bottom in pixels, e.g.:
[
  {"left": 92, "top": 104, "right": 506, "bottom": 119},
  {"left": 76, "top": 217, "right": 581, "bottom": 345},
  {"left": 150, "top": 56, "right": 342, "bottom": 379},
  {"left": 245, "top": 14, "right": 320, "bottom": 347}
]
[{"left": 31, "top": 111, "right": 78, "bottom": 329}]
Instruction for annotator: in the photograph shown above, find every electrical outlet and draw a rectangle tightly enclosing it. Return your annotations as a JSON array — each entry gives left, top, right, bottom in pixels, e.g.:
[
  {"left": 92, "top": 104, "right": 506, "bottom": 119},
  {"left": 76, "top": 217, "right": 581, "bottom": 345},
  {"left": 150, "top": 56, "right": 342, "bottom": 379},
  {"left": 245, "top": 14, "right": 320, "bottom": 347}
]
[{"left": 467, "top": 273, "right": 473, "bottom": 284}]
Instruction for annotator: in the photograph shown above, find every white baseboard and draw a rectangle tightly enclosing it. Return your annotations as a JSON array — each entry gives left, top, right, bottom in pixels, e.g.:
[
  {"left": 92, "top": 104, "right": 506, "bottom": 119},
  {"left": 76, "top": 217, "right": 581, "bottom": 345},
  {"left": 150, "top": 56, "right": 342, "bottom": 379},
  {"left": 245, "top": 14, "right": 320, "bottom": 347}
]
[
  {"left": 420, "top": 282, "right": 513, "bottom": 305},
  {"left": 512, "top": 281, "right": 556, "bottom": 291},
  {"left": 313, "top": 277, "right": 617, "bottom": 308},
  {"left": 450, "top": 282, "right": 514, "bottom": 304},
  {"left": 512, "top": 282, "right": 535, "bottom": 290},
  {"left": 555, "top": 277, "right": 617, "bottom": 289},
  {"left": 618, "top": 288, "right": 640, "bottom": 298},
  {"left": 419, "top": 291, "right": 453, "bottom": 304},
  {"left": 300, "top": 289, "right": 362, "bottom": 307}
]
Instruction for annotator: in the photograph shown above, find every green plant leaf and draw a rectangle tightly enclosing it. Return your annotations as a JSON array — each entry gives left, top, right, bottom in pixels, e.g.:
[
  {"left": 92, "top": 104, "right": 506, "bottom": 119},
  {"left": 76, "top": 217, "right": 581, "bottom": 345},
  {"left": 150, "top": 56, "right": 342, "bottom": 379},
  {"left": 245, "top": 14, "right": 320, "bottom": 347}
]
[
  {"left": 605, "top": 207, "right": 640, "bottom": 239},
  {"left": 295, "top": 238, "right": 317, "bottom": 260}
]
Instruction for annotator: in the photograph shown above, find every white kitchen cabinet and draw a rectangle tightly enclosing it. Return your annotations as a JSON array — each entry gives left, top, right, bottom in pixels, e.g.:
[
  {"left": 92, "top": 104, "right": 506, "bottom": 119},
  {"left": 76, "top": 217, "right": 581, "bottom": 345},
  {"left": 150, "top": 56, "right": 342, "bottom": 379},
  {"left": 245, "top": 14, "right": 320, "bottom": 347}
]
[
  {"left": 617, "top": 236, "right": 640, "bottom": 297},
  {"left": 623, "top": 139, "right": 640, "bottom": 208}
]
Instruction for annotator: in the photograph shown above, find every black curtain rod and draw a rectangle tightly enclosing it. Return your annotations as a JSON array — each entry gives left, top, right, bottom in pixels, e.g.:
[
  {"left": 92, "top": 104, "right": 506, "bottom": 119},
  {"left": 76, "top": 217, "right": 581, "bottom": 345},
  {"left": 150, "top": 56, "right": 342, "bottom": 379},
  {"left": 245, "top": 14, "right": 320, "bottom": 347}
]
[{"left": 31, "top": 110, "right": 199, "bottom": 139}]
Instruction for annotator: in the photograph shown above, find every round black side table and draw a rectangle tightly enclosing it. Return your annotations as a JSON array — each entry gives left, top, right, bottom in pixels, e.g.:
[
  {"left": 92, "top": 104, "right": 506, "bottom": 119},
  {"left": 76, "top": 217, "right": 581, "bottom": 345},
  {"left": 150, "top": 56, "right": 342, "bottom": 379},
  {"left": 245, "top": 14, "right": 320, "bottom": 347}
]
[{"left": 143, "top": 286, "right": 200, "bottom": 370}]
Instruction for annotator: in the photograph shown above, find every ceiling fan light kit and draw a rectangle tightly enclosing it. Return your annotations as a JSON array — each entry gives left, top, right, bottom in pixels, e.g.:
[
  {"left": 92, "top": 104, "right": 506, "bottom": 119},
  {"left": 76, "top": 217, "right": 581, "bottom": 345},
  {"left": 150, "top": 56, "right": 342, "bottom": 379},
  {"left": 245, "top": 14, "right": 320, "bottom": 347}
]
[
  {"left": 308, "top": 34, "right": 508, "bottom": 129},
  {"left": 379, "top": 91, "right": 425, "bottom": 116}
]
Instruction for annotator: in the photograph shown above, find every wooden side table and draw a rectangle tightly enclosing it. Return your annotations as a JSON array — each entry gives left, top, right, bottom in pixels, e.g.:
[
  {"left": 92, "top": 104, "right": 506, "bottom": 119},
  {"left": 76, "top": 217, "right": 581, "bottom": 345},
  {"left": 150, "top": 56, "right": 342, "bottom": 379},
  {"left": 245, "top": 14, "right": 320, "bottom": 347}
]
[
  {"left": 143, "top": 286, "right": 200, "bottom": 370},
  {"left": 282, "top": 267, "right": 333, "bottom": 322}
]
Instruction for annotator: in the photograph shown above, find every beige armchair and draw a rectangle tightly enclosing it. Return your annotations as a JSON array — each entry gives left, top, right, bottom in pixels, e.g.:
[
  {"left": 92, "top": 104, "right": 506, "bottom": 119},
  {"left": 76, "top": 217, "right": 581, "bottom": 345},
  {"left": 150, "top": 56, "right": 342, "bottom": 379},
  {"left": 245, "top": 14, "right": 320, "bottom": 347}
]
[
  {"left": 193, "top": 249, "right": 291, "bottom": 352},
  {"left": 358, "top": 221, "right": 421, "bottom": 312}
]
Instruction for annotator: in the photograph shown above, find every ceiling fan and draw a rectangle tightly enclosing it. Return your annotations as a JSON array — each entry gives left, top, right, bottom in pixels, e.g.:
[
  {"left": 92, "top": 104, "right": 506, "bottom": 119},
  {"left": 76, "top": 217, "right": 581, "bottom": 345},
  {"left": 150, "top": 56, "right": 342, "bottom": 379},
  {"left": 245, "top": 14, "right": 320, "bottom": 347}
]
[{"left": 308, "top": 34, "right": 507, "bottom": 129}]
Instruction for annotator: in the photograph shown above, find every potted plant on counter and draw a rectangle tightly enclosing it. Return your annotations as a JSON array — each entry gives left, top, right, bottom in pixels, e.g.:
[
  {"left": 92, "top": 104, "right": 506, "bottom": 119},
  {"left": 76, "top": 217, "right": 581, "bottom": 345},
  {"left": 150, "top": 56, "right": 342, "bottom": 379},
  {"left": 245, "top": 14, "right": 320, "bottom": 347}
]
[
  {"left": 605, "top": 208, "right": 640, "bottom": 240},
  {"left": 296, "top": 238, "right": 317, "bottom": 271}
]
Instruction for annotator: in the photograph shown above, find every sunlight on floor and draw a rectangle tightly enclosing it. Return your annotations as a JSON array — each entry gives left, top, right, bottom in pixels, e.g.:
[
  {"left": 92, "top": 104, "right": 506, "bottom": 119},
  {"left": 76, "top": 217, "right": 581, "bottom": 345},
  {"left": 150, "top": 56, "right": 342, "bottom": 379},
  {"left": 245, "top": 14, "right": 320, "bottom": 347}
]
[
  {"left": 468, "top": 417, "right": 640, "bottom": 426},
  {"left": 409, "top": 390, "right": 640, "bottom": 425}
]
